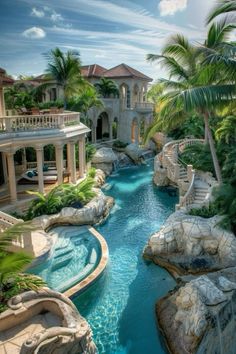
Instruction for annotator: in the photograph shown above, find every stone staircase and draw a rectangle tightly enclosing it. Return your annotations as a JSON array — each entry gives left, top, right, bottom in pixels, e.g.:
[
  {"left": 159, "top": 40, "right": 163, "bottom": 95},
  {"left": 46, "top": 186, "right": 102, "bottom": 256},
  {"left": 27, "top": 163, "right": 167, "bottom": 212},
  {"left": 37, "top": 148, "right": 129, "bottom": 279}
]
[{"left": 161, "top": 139, "right": 217, "bottom": 210}]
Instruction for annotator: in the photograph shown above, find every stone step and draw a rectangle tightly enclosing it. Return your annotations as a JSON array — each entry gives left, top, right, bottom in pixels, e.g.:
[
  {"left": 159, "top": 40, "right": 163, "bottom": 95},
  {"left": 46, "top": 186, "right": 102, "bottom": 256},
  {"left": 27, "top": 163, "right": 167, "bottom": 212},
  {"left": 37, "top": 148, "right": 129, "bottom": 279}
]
[
  {"left": 54, "top": 247, "right": 73, "bottom": 259},
  {"left": 51, "top": 253, "right": 73, "bottom": 271}
]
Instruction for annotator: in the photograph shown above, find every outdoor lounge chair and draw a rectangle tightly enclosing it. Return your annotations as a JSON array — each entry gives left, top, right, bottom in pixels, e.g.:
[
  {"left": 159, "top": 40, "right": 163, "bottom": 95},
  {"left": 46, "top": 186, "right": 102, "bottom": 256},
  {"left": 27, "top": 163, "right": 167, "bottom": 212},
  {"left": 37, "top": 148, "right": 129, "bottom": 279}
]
[{"left": 17, "top": 171, "right": 57, "bottom": 185}]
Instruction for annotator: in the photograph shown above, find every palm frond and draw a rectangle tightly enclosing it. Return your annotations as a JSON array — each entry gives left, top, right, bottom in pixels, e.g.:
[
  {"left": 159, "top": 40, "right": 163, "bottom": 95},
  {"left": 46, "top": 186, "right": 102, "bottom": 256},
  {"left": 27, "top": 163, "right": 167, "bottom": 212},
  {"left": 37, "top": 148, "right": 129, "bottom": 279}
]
[{"left": 207, "top": 0, "right": 236, "bottom": 23}]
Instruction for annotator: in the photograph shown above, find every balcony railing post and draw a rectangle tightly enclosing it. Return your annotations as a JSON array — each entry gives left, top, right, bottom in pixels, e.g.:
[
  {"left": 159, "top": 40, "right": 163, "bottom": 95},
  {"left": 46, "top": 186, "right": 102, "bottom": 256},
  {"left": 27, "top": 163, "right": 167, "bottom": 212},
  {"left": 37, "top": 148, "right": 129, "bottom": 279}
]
[{"left": 5, "top": 117, "right": 12, "bottom": 131}]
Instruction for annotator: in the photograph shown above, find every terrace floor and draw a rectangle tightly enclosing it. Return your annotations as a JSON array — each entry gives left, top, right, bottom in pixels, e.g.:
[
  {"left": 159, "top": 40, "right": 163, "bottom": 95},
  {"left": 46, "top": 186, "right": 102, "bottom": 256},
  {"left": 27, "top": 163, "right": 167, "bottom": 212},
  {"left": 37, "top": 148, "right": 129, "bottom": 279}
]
[{"left": 0, "top": 312, "right": 61, "bottom": 354}]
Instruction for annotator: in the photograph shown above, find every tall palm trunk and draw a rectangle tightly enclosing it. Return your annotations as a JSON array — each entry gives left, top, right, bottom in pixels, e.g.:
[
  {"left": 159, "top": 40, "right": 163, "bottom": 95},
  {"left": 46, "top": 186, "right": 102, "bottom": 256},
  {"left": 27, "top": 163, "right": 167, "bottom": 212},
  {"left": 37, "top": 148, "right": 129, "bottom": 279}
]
[{"left": 204, "top": 112, "right": 222, "bottom": 184}]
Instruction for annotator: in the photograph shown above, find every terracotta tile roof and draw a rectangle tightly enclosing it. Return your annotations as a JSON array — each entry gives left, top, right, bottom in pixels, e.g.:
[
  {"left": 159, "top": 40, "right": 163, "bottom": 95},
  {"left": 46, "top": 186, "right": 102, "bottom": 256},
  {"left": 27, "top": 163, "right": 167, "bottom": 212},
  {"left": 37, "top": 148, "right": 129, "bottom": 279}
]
[
  {"left": 0, "top": 68, "right": 14, "bottom": 86},
  {"left": 81, "top": 64, "right": 107, "bottom": 78},
  {"left": 103, "top": 63, "right": 152, "bottom": 81}
]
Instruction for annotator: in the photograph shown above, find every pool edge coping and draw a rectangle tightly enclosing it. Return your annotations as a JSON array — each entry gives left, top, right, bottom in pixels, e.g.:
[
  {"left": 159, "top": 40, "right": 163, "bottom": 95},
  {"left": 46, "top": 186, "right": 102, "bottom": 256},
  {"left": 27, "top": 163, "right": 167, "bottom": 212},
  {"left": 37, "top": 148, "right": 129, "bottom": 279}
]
[{"left": 63, "top": 225, "right": 109, "bottom": 299}]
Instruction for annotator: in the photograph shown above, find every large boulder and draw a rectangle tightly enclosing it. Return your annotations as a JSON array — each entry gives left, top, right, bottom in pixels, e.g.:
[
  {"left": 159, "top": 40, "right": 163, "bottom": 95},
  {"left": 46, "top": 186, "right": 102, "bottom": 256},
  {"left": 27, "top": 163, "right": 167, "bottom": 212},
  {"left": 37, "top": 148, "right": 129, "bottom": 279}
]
[
  {"left": 92, "top": 148, "right": 118, "bottom": 175},
  {"left": 143, "top": 210, "right": 236, "bottom": 274},
  {"left": 116, "top": 152, "right": 134, "bottom": 169},
  {"left": 157, "top": 269, "right": 236, "bottom": 354},
  {"left": 124, "top": 143, "right": 145, "bottom": 163}
]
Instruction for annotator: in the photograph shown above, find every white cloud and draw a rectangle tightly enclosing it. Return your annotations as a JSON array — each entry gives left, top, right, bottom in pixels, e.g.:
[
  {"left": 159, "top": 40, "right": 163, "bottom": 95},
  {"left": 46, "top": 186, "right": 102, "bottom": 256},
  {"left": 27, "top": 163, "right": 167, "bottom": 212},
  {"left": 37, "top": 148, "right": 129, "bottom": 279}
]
[
  {"left": 22, "top": 27, "right": 46, "bottom": 39},
  {"left": 159, "top": 0, "right": 188, "bottom": 17},
  {"left": 51, "top": 11, "right": 63, "bottom": 22},
  {"left": 31, "top": 7, "right": 45, "bottom": 18}
]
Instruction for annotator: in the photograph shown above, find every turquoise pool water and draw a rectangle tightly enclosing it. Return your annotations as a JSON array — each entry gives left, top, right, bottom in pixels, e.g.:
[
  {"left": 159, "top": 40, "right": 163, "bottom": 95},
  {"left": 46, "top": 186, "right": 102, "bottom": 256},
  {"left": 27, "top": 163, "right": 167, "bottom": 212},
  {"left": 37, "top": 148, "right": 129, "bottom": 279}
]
[
  {"left": 73, "top": 161, "right": 178, "bottom": 354},
  {"left": 29, "top": 227, "right": 101, "bottom": 292}
]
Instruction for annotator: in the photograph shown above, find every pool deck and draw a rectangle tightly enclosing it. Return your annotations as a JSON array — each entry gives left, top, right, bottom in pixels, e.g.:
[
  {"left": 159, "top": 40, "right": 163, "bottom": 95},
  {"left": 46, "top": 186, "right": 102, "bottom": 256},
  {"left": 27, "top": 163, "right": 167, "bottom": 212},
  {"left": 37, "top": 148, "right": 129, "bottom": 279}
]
[{"left": 63, "top": 226, "right": 109, "bottom": 299}]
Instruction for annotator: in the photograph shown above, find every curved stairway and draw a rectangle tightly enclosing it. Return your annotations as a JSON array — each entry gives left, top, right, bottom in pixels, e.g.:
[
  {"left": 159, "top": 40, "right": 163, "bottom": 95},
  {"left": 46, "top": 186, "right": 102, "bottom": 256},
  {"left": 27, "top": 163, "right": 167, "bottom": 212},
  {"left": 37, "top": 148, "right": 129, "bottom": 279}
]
[{"left": 161, "top": 139, "right": 218, "bottom": 210}]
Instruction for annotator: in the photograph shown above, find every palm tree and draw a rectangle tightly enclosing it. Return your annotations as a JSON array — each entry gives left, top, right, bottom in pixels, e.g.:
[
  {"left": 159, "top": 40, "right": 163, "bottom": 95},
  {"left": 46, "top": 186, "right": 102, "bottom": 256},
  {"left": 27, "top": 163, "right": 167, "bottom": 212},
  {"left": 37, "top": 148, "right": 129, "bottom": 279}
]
[
  {"left": 44, "top": 48, "right": 85, "bottom": 108},
  {"left": 70, "top": 86, "right": 104, "bottom": 125},
  {"left": 207, "top": 0, "right": 236, "bottom": 23},
  {"left": 215, "top": 115, "right": 236, "bottom": 143},
  {"left": 94, "top": 77, "right": 119, "bottom": 98},
  {"left": 146, "top": 23, "right": 236, "bottom": 184}
]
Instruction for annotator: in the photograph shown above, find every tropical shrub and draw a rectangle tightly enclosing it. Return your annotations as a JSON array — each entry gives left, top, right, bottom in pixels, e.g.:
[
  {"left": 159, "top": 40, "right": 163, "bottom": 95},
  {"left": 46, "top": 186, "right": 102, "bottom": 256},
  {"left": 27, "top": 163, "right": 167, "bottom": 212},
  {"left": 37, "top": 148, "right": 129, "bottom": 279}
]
[
  {"left": 26, "top": 177, "right": 96, "bottom": 219},
  {"left": 88, "top": 167, "right": 96, "bottom": 178},
  {"left": 0, "top": 223, "right": 45, "bottom": 312},
  {"left": 27, "top": 186, "right": 63, "bottom": 219},
  {"left": 213, "top": 182, "right": 236, "bottom": 234},
  {"left": 37, "top": 100, "right": 64, "bottom": 109},
  {"left": 86, "top": 143, "right": 96, "bottom": 162},
  {"left": 180, "top": 143, "right": 215, "bottom": 174},
  {"left": 188, "top": 203, "right": 218, "bottom": 218},
  {"left": 61, "top": 178, "right": 96, "bottom": 207}
]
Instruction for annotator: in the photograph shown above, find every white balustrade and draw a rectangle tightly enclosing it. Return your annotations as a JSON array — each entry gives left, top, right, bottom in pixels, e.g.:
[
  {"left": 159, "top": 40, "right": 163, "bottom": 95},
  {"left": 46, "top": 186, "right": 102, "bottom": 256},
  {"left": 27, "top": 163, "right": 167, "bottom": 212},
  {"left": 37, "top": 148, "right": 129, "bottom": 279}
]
[
  {"left": 0, "top": 112, "right": 80, "bottom": 133},
  {"left": 0, "top": 211, "right": 34, "bottom": 252},
  {"left": 135, "top": 102, "right": 154, "bottom": 111}
]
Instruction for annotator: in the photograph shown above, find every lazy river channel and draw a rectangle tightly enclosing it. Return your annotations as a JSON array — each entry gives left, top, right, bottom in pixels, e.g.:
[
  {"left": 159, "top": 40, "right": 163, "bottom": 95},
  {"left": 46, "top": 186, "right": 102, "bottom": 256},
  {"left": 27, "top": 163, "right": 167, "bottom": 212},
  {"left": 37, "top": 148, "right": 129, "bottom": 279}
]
[{"left": 73, "top": 161, "right": 177, "bottom": 354}]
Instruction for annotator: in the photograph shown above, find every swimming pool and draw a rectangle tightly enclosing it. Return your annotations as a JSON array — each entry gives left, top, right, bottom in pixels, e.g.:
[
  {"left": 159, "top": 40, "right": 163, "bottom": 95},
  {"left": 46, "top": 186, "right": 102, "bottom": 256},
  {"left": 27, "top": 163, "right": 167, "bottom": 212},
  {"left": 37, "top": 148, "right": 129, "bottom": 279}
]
[
  {"left": 73, "top": 161, "right": 177, "bottom": 354},
  {"left": 29, "top": 226, "right": 101, "bottom": 293}
]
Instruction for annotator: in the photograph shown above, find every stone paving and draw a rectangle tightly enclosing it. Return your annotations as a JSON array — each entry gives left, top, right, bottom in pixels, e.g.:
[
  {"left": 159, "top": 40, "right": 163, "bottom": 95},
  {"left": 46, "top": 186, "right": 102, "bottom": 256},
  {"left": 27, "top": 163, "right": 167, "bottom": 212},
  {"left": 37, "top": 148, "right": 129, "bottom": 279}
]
[{"left": 0, "top": 312, "right": 61, "bottom": 354}]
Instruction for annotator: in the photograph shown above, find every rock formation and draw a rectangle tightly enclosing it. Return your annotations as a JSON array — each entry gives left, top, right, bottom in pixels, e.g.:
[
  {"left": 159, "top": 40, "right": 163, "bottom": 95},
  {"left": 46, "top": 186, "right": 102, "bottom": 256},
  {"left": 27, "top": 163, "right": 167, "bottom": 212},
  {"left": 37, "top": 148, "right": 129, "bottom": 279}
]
[
  {"left": 144, "top": 210, "right": 236, "bottom": 274},
  {"left": 124, "top": 143, "right": 145, "bottom": 163},
  {"left": 92, "top": 147, "right": 118, "bottom": 175},
  {"left": 94, "top": 169, "right": 106, "bottom": 188},
  {"left": 157, "top": 269, "right": 236, "bottom": 354},
  {"left": 32, "top": 189, "right": 114, "bottom": 231},
  {"left": 153, "top": 152, "right": 169, "bottom": 187}
]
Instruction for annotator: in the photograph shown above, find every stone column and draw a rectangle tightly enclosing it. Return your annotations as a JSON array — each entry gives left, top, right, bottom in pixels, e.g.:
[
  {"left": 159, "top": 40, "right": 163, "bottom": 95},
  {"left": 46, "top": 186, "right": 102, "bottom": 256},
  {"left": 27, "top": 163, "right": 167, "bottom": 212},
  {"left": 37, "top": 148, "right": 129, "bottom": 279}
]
[
  {"left": 22, "top": 148, "right": 27, "bottom": 172},
  {"left": 0, "top": 87, "right": 6, "bottom": 116},
  {"left": 79, "top": 137, "right": 85, "bottom": 178},
  {"left": 2, "top": 152, "right": 8, "bottom": 185},
  {"left": 67, "top": 142, "right": 72, "bottom": 175},
  {"left": 109, "top": 121, "right": 113, "bottom": 140},
  {"left": 55, "top": 144, "right": 64, "bottom": 185},
  {"left": 6, "top": 152, "right": 17, "bottom": 203},
  {"left": 36, "top": 147, "right": 44, "bottom": 194},
  {"left": 92, "top": 124, "right": 97, "bottom": 144},
  {"left": 69, "top": 142, "right": 76, "bottom": 184}
]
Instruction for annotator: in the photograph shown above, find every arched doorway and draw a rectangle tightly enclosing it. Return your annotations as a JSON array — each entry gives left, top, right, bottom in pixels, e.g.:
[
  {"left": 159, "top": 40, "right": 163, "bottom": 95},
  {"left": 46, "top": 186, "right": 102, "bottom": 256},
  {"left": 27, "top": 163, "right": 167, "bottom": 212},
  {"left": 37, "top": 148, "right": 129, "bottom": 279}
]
[
  {"left": 131, "top": 118, "right": 139, "bottom": 143},
  {"left": 96, "top": 112, "right": 109, "bottom": 140}
]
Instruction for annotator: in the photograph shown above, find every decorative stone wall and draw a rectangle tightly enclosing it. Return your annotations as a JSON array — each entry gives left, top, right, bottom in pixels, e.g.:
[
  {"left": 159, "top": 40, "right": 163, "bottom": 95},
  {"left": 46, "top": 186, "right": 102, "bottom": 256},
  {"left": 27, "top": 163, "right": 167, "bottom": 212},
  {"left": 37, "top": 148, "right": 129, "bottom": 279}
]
[{"left": 0, "top": 289, "right": 97, "bottom": 354}]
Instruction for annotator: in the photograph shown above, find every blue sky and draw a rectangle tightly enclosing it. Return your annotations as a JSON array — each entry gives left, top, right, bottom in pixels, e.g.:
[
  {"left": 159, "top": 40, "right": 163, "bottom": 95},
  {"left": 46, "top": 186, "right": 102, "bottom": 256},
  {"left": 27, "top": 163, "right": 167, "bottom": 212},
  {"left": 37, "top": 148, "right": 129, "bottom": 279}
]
[{"left": 0, "top": 0, "right": 216, "bottom": 80}]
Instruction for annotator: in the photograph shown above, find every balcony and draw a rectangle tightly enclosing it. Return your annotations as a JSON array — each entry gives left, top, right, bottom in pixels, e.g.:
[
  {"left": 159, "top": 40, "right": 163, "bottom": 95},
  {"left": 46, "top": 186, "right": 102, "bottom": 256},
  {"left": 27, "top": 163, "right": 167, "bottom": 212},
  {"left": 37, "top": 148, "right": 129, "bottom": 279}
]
[
  {"left": 134, "top": 102, "right": 154, "bottom": 113},
  {"left": 0, "top": 111, "right": 80, "bottom": 134}
]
